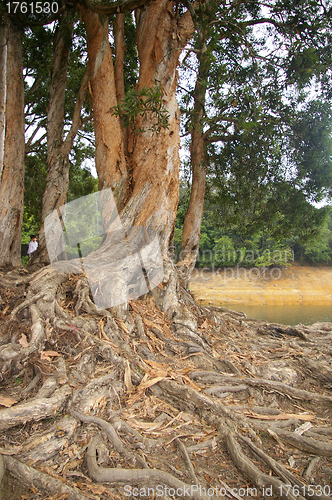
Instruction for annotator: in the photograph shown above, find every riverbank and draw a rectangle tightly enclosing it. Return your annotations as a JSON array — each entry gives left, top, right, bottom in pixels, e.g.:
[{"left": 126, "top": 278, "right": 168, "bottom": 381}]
[{"left": 189, "top": 264, "right": 332, "bottom": 306}]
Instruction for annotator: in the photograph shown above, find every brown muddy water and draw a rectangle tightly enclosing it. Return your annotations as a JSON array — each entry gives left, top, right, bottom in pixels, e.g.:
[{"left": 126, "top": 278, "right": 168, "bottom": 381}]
[{"left": 189, "top": 264, "right": 332, "bottom": 326}]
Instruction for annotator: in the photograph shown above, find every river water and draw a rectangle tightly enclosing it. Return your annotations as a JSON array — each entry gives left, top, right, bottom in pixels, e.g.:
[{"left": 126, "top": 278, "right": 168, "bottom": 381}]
[{"left": 223, "top": 303, "right": 332, "bottom": 326}]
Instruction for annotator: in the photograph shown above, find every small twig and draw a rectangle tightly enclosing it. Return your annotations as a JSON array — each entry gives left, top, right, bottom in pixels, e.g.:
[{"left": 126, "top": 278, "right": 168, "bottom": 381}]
[{"left": 175, "top": 438, "right": 199, "bottom": 484}]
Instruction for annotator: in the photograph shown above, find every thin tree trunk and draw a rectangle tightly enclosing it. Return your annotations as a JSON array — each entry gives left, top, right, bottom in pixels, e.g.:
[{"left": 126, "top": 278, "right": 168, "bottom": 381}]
[
  {"left": 177, "top": 46, "right": 208, "bottom": 287},
  {"left": 0, "top": 24, "right": 7, "bottom": 181},
  {"left": 0, "top": 23, "right": 25, "bottom": 266},
  {"left": 33, "top": 15, "right": 89, "bottom": 265},
  {"left": 114, "top": 13, "right": 128, "bottom": 155},
  {"left": 177, "top": 131, "right": 206, "bottom": 287}
]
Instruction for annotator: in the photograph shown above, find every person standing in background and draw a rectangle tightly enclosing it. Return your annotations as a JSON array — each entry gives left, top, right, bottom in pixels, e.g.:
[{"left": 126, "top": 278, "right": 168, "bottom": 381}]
[{"left": 27, "top": 235, "right": 38, "bottom": 259}]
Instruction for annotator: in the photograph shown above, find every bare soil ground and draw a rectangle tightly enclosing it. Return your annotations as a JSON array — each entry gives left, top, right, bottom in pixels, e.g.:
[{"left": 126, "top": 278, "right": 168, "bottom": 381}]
[
  {"left": 0, "top": 265, "right": 331, "bottom": 500},
  {"left": 189, "top": 265, "right": 332, "bottom": 306}
]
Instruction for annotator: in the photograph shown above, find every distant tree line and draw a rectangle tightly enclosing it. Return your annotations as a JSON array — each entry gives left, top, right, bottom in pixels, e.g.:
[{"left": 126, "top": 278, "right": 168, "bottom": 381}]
[{"left": 174, "top": 182, "right": 332, "bottom": 268}]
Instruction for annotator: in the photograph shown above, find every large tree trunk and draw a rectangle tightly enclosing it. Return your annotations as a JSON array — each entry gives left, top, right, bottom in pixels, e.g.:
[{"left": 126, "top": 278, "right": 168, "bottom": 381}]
[
  {"left": 81, "top": 7, "right": 127, "bottom": 204},
  {"left": 0, "top": 23, "right": 25, "bottom": 267},
  {"left": 83, "top": 0, "right": 193, "bottom": 248},
  {"left": 32, "top": 15, "right": 89, "bottom": 265},
  {"left": 177, "top": 47, "right": 208, "bottom": 287},
  {"left": 0, "top": 24, "right": 7, "bottom": 181},
  {"left": 124, "top": 0, "right": 193, "bottom": 256},
  {"left": 114, "top": 13, "right": 128, "bottom": 155},
  {"left": 79, "top": 0, "right": 192, "bottom": 315}
]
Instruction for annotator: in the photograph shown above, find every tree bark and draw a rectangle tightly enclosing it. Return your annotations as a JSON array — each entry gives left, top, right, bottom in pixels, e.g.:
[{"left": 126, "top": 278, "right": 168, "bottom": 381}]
[
  {"left": 177, "top": 130, "right": 206, "bottom": 287},
  {"left": 0, "top": 22, "right": 25, "bottom": 266},
  {"left": 81, "top": 7, "right": 127, "bottom": 204},
  {"left": 78, "top": 1, "right": 193, "bottom": 316},
  {"left": 114, "top": 13, "right": 128, "bottom": 154},
  {"left": 32, "top": 14, "right": 73, "bottom": 265},
  {"left": 177, "top": 47, "right": 208, "bottom": 287},
  {"left": 114, "top": 13, "right": 125, "bottom": 104},
  {"left": 32, "top": 14, "right": 89, "bottom": 265},
  {"left": 0, "top": 24, "right": 7, "bottom": 181},
  {"left": 125, "top": 0, "right": 193, "bottom": 256}
]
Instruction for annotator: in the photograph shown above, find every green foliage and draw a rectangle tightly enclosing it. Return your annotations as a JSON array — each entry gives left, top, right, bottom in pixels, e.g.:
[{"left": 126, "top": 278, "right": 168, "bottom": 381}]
[
  {"left": 288, "top": 100, "right": 332, "bottom": 202},
  {"left": 67, "top": 139, "right": 97, "bottom": 202},
  {"left": 24, "top": 153, "right": 47, "bottom": 228},
  {"left": 112, "top": 84, "right": 169, "bottom": 135},
  {"left": 303, "top": 224, "right": 332, "bottom": 263},
  {"left": 178, "top": 0, "right": 332, "bottom": 269},
  {"left": 175, "top": 183, "right": 332, "bottom": 268},
  {"left": 123, "top": 12, "right": 139, "bottom": 90}
]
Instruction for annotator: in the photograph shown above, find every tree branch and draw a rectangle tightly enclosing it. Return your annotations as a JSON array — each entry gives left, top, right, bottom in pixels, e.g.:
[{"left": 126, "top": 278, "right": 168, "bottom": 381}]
[
  {"left": 63, "top": 65, "right": 90, "bottom": 156},
  {"left": 81, "top": 0, "right": 153, "bottom": 15},
  {"left": 25, "top": 133, "right": 47, "bottom": 154},
  {"left": 204, "top": 134, "right": 235, "bottom": 144}
]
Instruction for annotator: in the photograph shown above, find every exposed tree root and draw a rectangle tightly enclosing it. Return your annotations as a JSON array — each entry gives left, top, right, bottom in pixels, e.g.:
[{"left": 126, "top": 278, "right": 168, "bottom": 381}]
[
  {"left": 72, "top": 410, "right": 148, "bottom": 468},
  {"left": 236, "top": 434, "right": 330, "bottom": 500},
  {"left": 2, "top": 454, "right": 91, "bottom": 499},
  {"left": 0, "top": 455, "right": 4, "bottom": 494},
  {"left": 86, "top": 436, "right": 219, "bottom": 500},
  {"left": 0, "top": 266, "right": 331, "bottom": 499},
  {"left": 273, "top": 429, "right": 332, "bottom": 457},
  {"left": 0, "top": 384, "right": 71, "bottom": 431},
  {"left": 189, "top": 372, "right": 332, "bottom": 405},
  {"left": 224, "top": 431, "right": 300, "bottom": 500}
]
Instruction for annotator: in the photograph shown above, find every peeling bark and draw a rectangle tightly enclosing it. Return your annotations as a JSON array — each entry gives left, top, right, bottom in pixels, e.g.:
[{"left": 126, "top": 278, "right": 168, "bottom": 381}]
[
  {"left": 0, "top": 23, "right": 24, "bottom": 266},
  {"left": 177, "top": 45, "right": 208, "bottom": 287},
  {"left": 114, "top": 13, "right": 125, "bottom": 104},
  {"left": 124, "top": 0, "right": 193, "bottom": 256},
  {"left": 115, "top": 13, "right": 128, "bottom": 155},
  {"left": 0, "top": 24, "right": 7, "bottom": 181},
  {"left": 81, "top": 7, "right": 127, "bottom": 203},
  {"left": 81, "top": 0, "right": 193, "bottom": 314}
]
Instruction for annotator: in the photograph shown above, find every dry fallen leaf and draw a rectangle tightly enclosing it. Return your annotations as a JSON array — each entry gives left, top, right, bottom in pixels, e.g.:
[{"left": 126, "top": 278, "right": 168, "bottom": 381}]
[
  {"left": 143, "top": 317, "right": 160, "bottom": 330},
  {"left": 78, "top": 482, "right": 112, "bottom": 495},
  {"left": 18, "top": 333, "right": 29, "bottom": 348},
  {"left": 136, "top": 376, "right": 165, "bottom": 392},
  {"left": 129, "top": 419, "right": 164, "bottom": 431},
  {"left": 1, "top": 305, "right": 9, "bottom": 317},
  {"left": 40, "top": 351, "right": 61, "bottom": 361},
  {"left": 43, "top": 350, "right": 61, "bottom": 357},
  {"left": 124, "top": 360, "right": 134, "bottom": 393},
  {"left": 0, "top": 395, "right": 18, "bottom": 407}
]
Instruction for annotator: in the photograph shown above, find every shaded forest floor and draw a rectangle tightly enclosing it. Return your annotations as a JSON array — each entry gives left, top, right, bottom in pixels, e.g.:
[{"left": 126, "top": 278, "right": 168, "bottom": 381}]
[{"left": 0, "top": 266, "right": 331, "bottom": 500}]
